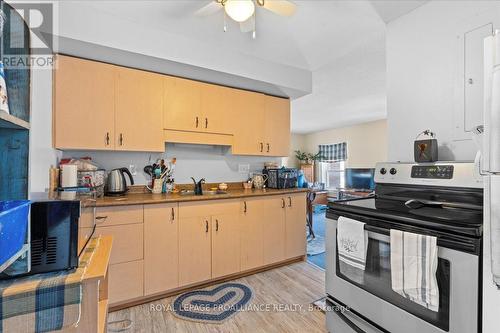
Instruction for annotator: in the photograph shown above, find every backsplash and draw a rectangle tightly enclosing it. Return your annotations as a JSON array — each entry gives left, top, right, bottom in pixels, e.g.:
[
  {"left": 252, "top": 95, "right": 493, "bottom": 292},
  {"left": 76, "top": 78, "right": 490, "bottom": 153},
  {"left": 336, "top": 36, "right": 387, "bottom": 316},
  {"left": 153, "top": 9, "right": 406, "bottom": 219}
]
[{"left": 62, "top": 143, "right": 282, "bottom": 185}]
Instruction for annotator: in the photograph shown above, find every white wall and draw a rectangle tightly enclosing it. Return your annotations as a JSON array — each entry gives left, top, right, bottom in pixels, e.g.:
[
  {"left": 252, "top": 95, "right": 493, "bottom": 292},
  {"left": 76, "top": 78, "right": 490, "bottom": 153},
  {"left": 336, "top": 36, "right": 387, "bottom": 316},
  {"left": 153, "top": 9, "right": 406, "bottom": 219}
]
[
  {"left": 387, "top": 1, "right": 500, "bottom": 162},
  {"left": 29, "top": 63, "right": 61, "bottom": 193},
  {"left": 303, "top": 120, "right": 388, "bottom": 168},
  {"left": 386, "top": 2, "right": 500, "bottom": 332},
  {"left": 61, "top": 144, "right": 279, "bottom": 186},
  {"left": 283, "top": 133, "right": 306, "bottom": 168}
]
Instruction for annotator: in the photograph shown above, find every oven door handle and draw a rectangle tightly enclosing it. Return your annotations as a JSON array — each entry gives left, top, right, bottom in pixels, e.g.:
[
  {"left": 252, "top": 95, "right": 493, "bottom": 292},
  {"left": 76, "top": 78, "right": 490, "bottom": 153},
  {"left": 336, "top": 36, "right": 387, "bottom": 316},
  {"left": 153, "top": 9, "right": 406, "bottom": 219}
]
[
  {"left": 404, "top": 199, "right": 482, "bottom": 211},
  {"left": 327, "top": 299, "right": 367, "bottom": 333}
]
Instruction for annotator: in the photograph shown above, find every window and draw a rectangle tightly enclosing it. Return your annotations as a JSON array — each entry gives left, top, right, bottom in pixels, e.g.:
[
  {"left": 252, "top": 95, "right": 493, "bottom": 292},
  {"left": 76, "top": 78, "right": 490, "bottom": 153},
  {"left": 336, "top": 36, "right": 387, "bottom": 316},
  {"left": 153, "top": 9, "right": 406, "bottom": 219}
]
[{"left": 319, "top": 161, "right": 345, "bottom": 190}]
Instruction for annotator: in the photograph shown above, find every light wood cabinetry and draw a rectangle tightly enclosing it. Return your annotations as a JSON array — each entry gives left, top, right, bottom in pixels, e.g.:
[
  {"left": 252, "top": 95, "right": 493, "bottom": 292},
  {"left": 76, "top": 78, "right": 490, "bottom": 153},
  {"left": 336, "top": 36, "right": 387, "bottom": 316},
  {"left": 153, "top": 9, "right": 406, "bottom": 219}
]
[
  {"left": 144, "top": 203, "right": 179, "bottom": 296},
  {"left": 78, "top": 205, "right": 145, "bottom": 306},
  {"left": 211, "top": 211, "right": 240, "bottom": 278},
  {"left": 115, "top": 67, "right": 164, "bottom": 152},
  {"left": 285, "top": 193, "right": 307, "bottom": 258},
  {"left": 108, "top": 260, "right": 144, "bottom": 304},
  {"left": 53, "top": 55, "right": 164, "bottom": 152},
  {"left": 178, "top": 215, "right": 212, "bottom": 286},
  {"left": 164, "top": 76, "right": 201, "bottom": 132},
  {"left": 231, "top": 90, "right": 266, "bottom": 156},
  {"left": 54, "top": 55, "right": 291, "bottom": 156},
  {"left": 79, "top": 194, "right": 305, "bottom": 308},
  {"left": 263, "top": 95, "right": 291, "bottom": 156},
  {"left": 53, "top": 55, "right": 115, "bottom": 150},
  {"left": 262, "top": 197, "right": 286, "bottom": 265},
  {"left": 240, "top": 198, "right": 265, "bottom": 271}
]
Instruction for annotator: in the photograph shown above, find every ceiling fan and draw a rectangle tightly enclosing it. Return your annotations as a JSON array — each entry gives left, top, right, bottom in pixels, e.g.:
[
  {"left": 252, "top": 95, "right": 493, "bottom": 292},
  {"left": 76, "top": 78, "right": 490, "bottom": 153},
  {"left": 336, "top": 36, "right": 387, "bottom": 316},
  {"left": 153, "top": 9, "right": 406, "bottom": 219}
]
[{"left": 194, "top": 0, "right": 296, "bottom": 38}]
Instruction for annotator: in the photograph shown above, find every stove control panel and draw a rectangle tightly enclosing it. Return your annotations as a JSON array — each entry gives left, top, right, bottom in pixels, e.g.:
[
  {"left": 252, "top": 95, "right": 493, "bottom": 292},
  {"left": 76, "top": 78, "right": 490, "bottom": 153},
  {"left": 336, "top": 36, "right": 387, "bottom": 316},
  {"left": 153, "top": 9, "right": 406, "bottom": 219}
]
[
  {"left": 411, "top": 165, "right": 454, "bottom": 179},
  {"left": 374, "top": 162, "right": 482, "bottom": 188}
]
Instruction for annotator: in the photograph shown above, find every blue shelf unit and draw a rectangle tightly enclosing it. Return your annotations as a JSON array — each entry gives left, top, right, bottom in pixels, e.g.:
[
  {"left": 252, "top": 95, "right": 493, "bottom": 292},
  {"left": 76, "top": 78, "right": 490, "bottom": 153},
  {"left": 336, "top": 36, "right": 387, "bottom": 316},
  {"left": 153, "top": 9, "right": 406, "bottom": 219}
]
[{"left": 0, "top": 0, "right": 31, "bottom": 201}]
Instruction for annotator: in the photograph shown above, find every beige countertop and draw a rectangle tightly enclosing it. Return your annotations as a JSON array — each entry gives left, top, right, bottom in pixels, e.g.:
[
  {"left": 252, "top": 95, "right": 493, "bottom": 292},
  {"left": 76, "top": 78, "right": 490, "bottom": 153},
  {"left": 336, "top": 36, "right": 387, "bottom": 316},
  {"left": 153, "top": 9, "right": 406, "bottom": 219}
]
[{"left": 82, "top": 187, "right": 309, "bottom": 208}]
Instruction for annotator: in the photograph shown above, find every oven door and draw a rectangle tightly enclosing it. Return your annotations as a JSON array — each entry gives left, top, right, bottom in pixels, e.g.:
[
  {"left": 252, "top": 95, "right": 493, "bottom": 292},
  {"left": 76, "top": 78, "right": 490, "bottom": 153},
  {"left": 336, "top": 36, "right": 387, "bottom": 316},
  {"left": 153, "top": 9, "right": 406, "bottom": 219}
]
[{"left": 325, "top": 214, "right": 480, "bottom": 333}]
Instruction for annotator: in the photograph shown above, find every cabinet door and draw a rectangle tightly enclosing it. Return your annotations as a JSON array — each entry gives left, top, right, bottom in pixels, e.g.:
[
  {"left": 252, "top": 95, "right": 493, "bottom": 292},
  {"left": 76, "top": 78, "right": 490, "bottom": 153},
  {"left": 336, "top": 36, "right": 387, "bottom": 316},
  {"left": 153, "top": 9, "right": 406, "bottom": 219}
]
[
  {"left": 115, "top": 67, "right": 164, "bottom": 152},
  {"left": 164, "top": 76, "right": 201, "bottom": 131},
  {"left": 285, "top": 193, "right": 307, "bottom": 258},
  {"left": 200, "top": 83, "right": 234, "bottom": 135},
  {"left": 240, "top": 198, "right": 264, "bottom": 271},
  {"left": 53, "top": 55, "right": 115, "bottom": 150},
  {"left": 144, "top": 203, "right": 179, "bottom": 296},
  {"left": 232, "top": 90, "right": 266, "bottom": 155},
  {"left": 263, "top": 197, "right": 286, "bottom": 265},
  {"left": 211, "top": 213, "right": 240, "bottom": 278},
  {"left": 178, "top": 216, "right": 212, "bottom": 286},
  {"left": 264, "top": 95, "right": 290, "bottom": 157}
]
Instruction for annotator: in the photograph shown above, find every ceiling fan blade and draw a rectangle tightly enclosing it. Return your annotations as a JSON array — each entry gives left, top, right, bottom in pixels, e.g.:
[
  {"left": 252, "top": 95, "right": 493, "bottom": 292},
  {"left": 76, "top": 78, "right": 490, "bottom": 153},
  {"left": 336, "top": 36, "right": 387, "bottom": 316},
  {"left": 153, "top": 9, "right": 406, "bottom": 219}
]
[
  {"left": 261, "top": 0, "right": 296, "bottom": 16},
  {"left": 240, "top": 16, "right": 255, "bottom": 32},
  {"left": 194, "top": 1, "right": 222, "bottom": 17}
]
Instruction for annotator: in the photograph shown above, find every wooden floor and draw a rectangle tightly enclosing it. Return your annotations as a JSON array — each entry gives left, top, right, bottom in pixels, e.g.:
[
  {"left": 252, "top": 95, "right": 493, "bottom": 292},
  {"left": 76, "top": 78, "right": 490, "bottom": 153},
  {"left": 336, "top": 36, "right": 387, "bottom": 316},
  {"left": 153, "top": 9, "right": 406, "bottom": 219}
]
[{"left": 108, "top": 262, "right": 326, "bottom": 333}]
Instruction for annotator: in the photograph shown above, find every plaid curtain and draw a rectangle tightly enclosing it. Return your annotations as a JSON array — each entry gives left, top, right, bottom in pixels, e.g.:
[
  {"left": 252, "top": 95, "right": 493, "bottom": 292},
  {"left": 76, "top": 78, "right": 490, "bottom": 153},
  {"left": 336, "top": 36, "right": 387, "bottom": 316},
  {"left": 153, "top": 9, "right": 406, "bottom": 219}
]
[{"left": 318, "top": 142, "right": 347, "bottom": 162}]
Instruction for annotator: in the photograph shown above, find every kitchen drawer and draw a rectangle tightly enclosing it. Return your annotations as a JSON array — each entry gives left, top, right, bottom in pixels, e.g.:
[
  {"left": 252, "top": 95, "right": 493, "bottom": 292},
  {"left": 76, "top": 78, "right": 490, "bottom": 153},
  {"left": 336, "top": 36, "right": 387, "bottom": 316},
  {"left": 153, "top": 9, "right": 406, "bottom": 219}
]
[
  {"left": 108, "top": 260, "right": 144, "bottom": 305},
  {"left": 94, "top": 205, "right": 143, "bottom": 227},
  {"left": 95, "top": 223, "right": 144, "bottom": 264},
  {"left": 79, "top": 205, "right": 144, "bottom": 228},
  {"left": 179, "top": 199, "right": 239, "bottom": 218}
]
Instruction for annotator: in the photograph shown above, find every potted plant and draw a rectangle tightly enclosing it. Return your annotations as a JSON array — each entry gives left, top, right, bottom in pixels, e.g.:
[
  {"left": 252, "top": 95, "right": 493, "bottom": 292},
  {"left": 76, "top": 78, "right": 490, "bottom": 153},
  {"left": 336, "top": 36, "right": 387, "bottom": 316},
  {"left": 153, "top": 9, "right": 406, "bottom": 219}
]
[{"left": 295, "top": 150, "right": 324, "bottom": 164}]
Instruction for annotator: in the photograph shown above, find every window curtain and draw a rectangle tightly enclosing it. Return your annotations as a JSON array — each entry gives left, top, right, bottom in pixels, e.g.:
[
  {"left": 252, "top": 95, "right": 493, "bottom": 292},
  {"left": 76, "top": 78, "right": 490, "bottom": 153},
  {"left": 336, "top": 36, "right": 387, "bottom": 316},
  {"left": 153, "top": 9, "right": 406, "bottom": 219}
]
[{"left": 318, "top": 142, "right": 347, "bottom": 162}]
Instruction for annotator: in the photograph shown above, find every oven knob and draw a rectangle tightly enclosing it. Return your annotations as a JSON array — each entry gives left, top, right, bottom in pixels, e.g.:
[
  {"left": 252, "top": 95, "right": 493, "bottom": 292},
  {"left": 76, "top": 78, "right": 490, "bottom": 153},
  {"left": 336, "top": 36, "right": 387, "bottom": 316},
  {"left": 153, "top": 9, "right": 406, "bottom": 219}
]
[
  {"left": 380, "top": 168, "right": 387, "bottom": 175},
  {"left": 390, "top": 168, "right": 397, "bottom": 175}
]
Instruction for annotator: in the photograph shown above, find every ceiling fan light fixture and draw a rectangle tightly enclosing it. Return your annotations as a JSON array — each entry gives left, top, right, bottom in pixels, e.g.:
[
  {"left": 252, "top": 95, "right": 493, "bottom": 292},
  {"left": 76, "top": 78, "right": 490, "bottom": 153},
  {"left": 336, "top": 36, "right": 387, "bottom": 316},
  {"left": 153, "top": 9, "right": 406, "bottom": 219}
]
[{"left": 224, "top": 0, "right": 255, "bottom": 23}]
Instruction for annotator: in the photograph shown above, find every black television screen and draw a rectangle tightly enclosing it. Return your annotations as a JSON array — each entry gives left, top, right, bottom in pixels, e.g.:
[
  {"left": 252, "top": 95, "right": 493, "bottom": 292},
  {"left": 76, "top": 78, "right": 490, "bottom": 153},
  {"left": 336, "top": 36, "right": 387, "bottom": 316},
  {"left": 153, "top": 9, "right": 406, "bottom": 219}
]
[{"left": 345, "top": 168, "right": 375, "bottom": 190}]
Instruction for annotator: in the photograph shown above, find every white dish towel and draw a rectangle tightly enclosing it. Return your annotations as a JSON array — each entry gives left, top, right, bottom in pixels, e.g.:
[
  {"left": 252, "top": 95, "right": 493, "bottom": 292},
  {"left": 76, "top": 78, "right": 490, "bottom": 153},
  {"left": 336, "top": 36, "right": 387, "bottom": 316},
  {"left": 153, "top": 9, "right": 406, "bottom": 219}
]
[
  {"left": 390, "top": 230, "right": 439, "bottom": 312},
  {"left": 337, "top": 217, "right": 368, "bottom": 270}
]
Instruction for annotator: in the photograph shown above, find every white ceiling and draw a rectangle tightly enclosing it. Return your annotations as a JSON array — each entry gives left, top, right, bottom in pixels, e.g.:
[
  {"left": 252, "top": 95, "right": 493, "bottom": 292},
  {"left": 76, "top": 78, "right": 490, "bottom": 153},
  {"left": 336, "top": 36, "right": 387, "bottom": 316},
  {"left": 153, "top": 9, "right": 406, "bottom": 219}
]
[{"left": 57, "top": 0, "right": 429, "bottom": 133}]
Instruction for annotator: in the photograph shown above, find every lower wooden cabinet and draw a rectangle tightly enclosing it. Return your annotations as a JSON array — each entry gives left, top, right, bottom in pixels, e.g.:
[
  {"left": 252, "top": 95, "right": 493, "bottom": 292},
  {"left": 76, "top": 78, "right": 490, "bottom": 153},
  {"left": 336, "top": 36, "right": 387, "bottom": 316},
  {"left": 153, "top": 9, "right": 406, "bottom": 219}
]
[
  {"left": 80, "top": 193, "right": 306, "bottom": 307},
  {"left": 240, "top": 198, "right": 264, "bottom": 271},
  {"left": 178, "top": 215, "right": 212, "bottom": 286},
  {"left": 285, "top": 193, "right": 307, "bottom": 258},
  {"left": 211, "top": 212, "right": 240, "bottom": 278},
  {"left": 263, "top": 197, "right": 286, "bottom": 265},
  {"left": 144, "top": 203, "right": 179, "bottom": 296},
  {"left": 108, "top": 260, "right": 144, "bottom": 304}
]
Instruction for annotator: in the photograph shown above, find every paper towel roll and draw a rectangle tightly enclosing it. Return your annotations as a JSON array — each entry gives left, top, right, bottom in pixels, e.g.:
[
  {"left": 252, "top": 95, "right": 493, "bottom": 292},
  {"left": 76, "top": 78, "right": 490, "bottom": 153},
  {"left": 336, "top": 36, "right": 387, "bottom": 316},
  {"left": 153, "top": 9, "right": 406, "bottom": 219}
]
[{"left": 61, "top": 164, "right": 78, "bottom": 188}]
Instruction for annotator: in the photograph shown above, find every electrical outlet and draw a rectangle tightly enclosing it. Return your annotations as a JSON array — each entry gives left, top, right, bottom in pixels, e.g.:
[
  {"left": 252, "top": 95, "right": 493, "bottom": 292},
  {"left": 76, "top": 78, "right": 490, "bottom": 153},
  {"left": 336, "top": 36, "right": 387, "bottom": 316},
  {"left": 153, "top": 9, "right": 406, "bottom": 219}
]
[
  {"left": 129, "top": 164, "right": 137, "bottom": 176},
  {"left": 238, "top": 164, "right": 250, "bottom": 174}
]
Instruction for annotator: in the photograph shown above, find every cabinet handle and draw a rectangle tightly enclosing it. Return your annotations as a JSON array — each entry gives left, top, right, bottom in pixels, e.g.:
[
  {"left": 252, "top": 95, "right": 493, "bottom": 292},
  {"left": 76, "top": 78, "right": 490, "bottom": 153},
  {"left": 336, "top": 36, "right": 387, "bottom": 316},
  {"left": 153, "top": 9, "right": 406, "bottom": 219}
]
[
  {"left": 205, "top": 220, "right": 209, "bottom": 233},
  {"left": 171, "top": 207, "right": 175, "bottom": 221},
  {"left": 260, "top": 142, "right": 264, "bottom": 152},
  {"left": 119, "top": 133, "right": 123, "bottom": 146},
  {"left": 105, "top": 132, "right": 110, "bottom": 146},
  {"left": 267, "top": 143, "right": 270, "bottom": 153},
  {"left": 281, "top": 198, "right": 285, "bottom": 208},
  {"left": 205, "top": 117, "right": 208, "bottom": 129},
  {"left": 216, "top": 219, "right": 219, "bottom": 231},
  {"left": 196, "top": 116, "right": 199, "bottom": 128},
  {"left": 288, "top": 196, "right": 292, "bottom": 207},
  {"left": 244, "top": 201, "right": 247, "bottom": 213},
  {"left": 95, "top": 215, "right": 108, "bottom": 223}
]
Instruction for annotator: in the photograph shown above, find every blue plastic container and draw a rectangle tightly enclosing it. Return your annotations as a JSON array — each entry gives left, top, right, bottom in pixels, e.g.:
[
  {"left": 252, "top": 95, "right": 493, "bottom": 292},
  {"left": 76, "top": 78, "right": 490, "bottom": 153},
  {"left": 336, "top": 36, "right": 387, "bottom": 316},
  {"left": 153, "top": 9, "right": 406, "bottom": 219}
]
[{"left": 0, "top": 200, "right": 31, "bottom": 267}]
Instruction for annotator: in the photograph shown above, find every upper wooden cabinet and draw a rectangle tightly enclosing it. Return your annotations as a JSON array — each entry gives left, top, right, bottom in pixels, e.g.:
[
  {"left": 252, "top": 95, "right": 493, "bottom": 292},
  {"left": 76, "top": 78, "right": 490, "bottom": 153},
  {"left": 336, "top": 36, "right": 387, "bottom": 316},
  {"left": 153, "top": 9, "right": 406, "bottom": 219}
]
[
  {"left": 164, "top": 76, "right": 201, "bottom": 132},
  {"left": 164, "top": 77, "right": 234, "bottom": 135},
  {"left": 53, "top": 55, "right": 115, "bottom": 150},
  {"left": 231, "top": 90, "right": 266, "bottom": 155},
  {"left": 115, "top": 67, "right": 164, "bottom": 152},
  {"left": 263, "top": 95, "right": 290, "bottom": 157},
  {"left": 54, "top": 55, "right": 291, "bottom": 155},
  {"left": 232, "top": 93, "right": 290, "bottom": 157},
  {"left": 53, "top": 55, "right": 164, "bottom": 152}
]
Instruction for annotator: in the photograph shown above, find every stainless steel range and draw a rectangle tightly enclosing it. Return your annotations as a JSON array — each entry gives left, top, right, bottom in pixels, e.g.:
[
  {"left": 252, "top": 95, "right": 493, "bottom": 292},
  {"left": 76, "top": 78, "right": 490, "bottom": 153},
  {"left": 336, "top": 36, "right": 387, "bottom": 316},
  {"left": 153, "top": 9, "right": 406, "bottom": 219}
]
[{"left": 325, "top": 162, "right": 483, "bottom": 333}]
